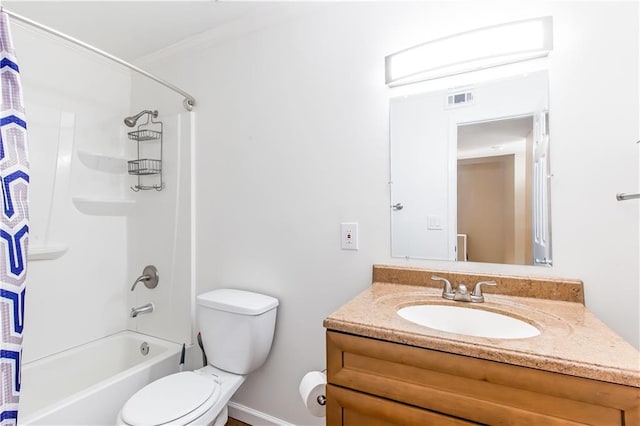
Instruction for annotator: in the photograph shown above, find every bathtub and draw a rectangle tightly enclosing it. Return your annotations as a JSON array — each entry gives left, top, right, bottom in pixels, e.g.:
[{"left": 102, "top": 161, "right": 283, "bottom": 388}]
[{"left": 19, "top": 331, "right": 183, "bottom": 425}]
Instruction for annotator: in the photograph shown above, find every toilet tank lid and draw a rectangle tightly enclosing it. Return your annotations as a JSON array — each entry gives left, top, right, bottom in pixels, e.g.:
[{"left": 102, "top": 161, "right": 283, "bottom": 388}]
[{"left": 197, "top": 289, "right": 279, "bottom": 315}]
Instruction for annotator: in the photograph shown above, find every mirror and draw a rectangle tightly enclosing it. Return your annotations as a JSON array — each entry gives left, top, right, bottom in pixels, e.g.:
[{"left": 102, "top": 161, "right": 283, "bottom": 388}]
[{"left": 390, "top": 71, "right": 551, "bottom": 266}]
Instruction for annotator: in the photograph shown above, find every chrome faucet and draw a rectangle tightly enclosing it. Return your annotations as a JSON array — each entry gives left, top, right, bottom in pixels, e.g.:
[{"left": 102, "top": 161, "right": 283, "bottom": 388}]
[
  {"left": 431, "top": 276, "right": 496, "bottom": 303},
  {"left": 470, "top": 281, "right": 497, "bottom": 303},
  {"left": 453, "top": 283, "right": 472, "bottom": 302},
  {"left": 130, "top": 303, "right": 154, "bottom": 318},
  {"left": 432, "top": 276, "right": 455, "bottom": 299}
]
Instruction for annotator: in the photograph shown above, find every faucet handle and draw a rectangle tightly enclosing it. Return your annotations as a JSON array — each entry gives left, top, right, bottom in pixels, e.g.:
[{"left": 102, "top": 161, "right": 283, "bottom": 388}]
[
  {"left": 130, "top": 274, "right": 149, "bottom": 291},
  {"left": 432, "top": 276, "right": 454, "bottom": 300},
  {"left": 131, "top": 265, "right": 159, "bottom": 291},
  {"left": 470, "top": 280, "right": 497, "bottom": 302}
]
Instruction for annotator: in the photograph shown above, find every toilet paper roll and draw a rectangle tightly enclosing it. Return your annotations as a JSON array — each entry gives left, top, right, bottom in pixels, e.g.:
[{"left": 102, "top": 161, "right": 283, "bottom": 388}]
[{"left": 299, "top": 371, "right": 327, "bottom": 417}]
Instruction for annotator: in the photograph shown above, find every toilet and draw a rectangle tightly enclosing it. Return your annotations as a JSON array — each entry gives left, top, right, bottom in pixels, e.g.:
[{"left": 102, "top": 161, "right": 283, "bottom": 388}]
[{"left": 117, "top": 289, "right": 279, "bottom": 426}]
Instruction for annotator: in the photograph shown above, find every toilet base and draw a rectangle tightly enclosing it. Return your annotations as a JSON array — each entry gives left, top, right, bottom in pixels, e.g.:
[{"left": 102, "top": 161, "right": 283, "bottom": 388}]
[{"left": 211, "top": 406, "right": 228, "bottom": 426}]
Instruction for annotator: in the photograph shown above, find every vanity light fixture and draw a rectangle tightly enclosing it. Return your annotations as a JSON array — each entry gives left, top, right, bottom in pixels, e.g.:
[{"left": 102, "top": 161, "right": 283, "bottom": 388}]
[{"left": 385, "top": 16, "right": 553, "bottom": 87}]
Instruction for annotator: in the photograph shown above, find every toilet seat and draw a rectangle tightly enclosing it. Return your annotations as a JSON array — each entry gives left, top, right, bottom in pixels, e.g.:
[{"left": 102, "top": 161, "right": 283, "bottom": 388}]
[{"left": 120, "top": 371, "right": 221, "bottom": 426}]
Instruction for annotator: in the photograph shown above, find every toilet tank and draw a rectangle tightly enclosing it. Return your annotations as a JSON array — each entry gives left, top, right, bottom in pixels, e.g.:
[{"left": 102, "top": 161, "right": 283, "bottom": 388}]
[{"left": 196, "top": 289, "right": 279, "bottom": 375}]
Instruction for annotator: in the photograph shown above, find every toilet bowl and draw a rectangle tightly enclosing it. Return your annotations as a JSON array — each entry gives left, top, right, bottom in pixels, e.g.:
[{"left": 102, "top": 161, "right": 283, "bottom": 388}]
[
  {"left": 117, "top": 366, "right": 243, "bottom": 426},
  {"left": 117, "top": 289, "right": 278, "bottom": 426}
]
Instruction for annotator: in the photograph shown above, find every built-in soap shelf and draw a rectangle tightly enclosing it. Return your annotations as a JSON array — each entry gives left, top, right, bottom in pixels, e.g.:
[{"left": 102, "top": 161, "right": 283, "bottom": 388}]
[
  {"left": 72, "top": 197, "right": 135, "bottom": 216},
  {"left": 77, "top": 150, "right": 128, "bottom": 174},
  {"left": 28, "top": 245, "right": 69, "bottom": 261},
  {"left": 75, "top": 151, "right": 135, "bottom": 215}
]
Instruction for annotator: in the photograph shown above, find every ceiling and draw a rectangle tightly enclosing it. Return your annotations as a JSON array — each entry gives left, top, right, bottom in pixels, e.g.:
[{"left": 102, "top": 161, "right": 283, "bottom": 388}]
[
  {"left": 458, "top": 115, "right": 534, "bottom": 153},
  {"left": 2, "top": 1, "right": 304, "bottom": 61}
]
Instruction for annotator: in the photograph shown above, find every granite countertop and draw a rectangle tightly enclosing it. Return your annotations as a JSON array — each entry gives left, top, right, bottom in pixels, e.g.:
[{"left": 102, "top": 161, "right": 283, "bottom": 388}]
[{"left": 323, "top": 266, "right": 640, "bottom": 388}]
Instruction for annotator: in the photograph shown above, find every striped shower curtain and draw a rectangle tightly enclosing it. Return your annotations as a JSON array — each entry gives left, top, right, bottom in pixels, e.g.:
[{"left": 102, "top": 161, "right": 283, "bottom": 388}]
[{"left": 0, "top": 11, "right": 29, "bottom": 425}]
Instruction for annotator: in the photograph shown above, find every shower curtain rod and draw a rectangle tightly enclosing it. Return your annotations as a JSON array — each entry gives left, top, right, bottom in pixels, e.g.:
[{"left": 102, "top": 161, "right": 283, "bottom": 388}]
[{"left": 2, "top": 8, "right": 196, "bottom": 111}]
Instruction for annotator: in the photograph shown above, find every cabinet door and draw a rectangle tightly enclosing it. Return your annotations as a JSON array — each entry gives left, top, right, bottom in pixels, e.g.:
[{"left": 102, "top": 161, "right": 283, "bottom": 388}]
[{"left": 327, "top": 384, "right": 475, "bottom": 426}]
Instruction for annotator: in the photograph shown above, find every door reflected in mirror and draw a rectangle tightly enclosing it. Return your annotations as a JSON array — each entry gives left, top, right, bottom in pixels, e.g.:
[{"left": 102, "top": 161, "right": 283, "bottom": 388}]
[
  {"left": 457, "top": 116, "right": 533, "bottom": 265},
  {"left": 389, "top": 72, "right": 552, "bottom": 266}
]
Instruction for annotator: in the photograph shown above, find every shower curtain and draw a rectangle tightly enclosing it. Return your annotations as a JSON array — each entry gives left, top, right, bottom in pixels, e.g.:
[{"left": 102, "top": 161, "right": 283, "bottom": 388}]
[{"left": 0, "top": 11, "right": 29, "bottom": 425}]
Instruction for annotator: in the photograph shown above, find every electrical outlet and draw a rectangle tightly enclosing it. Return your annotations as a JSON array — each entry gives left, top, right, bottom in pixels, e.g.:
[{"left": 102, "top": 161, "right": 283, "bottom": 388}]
[{"left": 341, "top": 222, "right": 359, "bottom": 250}]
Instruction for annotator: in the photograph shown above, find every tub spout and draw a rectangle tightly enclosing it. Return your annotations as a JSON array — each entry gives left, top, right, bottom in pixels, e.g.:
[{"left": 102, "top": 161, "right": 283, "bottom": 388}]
[{"left": 131, "top": 303, "right": 154, "bottom": 318}]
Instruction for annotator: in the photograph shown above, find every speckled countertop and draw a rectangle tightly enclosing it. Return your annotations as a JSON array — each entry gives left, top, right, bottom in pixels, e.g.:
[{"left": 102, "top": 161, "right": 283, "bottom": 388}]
[{"left": 324, "top": 265, "right": 640, "bottom": 388}]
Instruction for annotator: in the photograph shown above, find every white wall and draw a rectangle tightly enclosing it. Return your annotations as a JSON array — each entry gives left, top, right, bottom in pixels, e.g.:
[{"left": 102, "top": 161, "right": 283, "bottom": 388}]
[
  {"left": 138, "top": 2, "right": 638, "bottom": 424},
  {"left": 13, "top": 24, "right": 133, "bottom": 362}
]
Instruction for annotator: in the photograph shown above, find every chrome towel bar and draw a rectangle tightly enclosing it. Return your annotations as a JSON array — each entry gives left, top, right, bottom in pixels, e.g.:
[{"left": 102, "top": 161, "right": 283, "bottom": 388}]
[{"left": 616, "top": 193, "right": 640, "bottom": 201}]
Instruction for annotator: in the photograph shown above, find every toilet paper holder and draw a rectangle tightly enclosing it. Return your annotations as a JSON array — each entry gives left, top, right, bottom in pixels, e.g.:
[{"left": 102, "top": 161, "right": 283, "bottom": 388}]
[
  {"left": 300, "top": 369, "right": 327, "bottom": 416},
  {"left": 317, "top": 368, "right": 326, "bottom": 405}
]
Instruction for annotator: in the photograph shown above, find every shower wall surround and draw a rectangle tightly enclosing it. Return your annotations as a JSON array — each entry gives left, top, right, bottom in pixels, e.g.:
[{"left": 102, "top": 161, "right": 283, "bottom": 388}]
[
  {"left": 135, "top": 2, "right": 638, "bottom": 425},
  {"left": 14, "top": 22, "right": 194, "bottom": 364},
  {"left": 14, "top": 24, "right": 132, "bottom": 363}
]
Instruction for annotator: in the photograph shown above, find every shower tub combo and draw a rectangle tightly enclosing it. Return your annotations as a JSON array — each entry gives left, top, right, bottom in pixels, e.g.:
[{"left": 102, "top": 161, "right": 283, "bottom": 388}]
[
  {"left": 2, "top": 7, "right": 194, "bottom": 426},
  {"left": 19, "top": 331, "right": 182, "bottom": 425}
]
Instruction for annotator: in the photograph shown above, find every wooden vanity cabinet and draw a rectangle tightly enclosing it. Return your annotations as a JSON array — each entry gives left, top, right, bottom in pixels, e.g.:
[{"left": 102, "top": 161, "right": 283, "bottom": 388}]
[{"left": 326, "top": 331, "right": 640, "bottom": 425}]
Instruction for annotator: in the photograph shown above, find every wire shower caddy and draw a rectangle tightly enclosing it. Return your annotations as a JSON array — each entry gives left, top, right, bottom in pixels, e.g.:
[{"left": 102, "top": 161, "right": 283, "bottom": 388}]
[{"left": 127, "top": 111, "right": 164, "bottom": 191}]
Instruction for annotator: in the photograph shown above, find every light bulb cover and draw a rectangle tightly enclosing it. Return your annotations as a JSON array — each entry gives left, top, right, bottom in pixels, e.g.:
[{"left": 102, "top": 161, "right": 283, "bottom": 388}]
[{"left": 385, "top": 16, "right": 553, "bottom": 87}]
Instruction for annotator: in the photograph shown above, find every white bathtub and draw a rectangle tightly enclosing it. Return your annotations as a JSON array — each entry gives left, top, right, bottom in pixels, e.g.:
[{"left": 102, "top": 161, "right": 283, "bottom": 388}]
[{"left": 19, "top": 331, "right": 183, "bottom": 425}]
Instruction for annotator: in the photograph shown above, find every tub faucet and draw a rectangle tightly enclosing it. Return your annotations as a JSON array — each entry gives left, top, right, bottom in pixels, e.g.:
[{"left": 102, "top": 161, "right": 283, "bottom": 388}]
[
  {"left": 131, "top": 303, "right": 154, "bottom": 318},
  {"left": 131, "top": 265, "right": 159, "bottom": 291}
]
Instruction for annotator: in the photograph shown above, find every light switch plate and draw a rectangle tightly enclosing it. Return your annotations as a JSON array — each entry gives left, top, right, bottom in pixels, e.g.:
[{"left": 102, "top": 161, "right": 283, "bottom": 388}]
[{"left": 427, "top": 215, "right": 443, "bottom": 230}]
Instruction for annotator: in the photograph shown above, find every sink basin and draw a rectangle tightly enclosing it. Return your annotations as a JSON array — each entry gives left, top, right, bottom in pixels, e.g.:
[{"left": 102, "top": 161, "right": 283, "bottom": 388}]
[{"left": 397, "top": 304, "right": 540, "bottom": 339}]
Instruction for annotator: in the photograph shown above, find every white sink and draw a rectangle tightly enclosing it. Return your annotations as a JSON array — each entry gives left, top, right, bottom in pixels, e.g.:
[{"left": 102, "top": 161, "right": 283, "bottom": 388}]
[{"left": 397, "top": 304, "right": 540, "bottom": 339}]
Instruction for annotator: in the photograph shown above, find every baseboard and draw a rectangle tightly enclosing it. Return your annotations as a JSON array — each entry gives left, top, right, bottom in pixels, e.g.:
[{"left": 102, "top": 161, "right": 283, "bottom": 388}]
[{"left": 227, "top": 401, "right": 295, "bottom": 426}]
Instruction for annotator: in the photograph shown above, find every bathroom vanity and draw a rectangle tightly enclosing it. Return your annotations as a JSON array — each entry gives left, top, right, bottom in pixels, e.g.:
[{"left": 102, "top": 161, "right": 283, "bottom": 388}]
[{"left": 324, "top": 266, "right": 640, "bottom": 425}]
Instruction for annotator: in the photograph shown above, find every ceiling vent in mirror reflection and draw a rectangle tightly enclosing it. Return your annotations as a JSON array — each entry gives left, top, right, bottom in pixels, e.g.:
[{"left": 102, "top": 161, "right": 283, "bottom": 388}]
[
  {"left": 385, "top": 16, "right": 553, "bottom": 87},
  {"left": 446, "top": 91, "right": 474, "bottom": 108}
]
